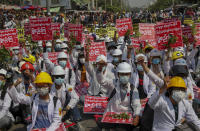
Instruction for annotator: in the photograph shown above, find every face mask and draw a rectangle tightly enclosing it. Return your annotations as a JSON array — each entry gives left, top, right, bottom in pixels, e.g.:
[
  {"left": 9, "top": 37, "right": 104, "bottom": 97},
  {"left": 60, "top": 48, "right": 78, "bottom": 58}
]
[
  {"left": 172, "top": 90, "right": 186, "bottom": 103},
  {"left": 55, "top": 44, "right": 61, "bottom": 51},
  {"left": 0, "top": 80, "right": 5, "bottom": 88},
  {"left": 14, "top": 50, "right": 19, "bottom": 55},
  {"left": 152, "top": 58, "right": 160, "bottom": 65},
  {"left": 37, "top": 87, "right": 49, "bottom": 96},
  {"left": 76, "top": 45, "right": 81, "bottom": 50},
  {"left": 46, "top": 48, "right": 51, "bottom": 52},
  {"left": 59, "top": 61, "right": 67, "bottom": 68},
  {"left": 119, "top": 76, "right": 130, "bottom": 84},
  {"left": 137, "top": 65, "right": 144, "bottom": 72},
  {"left": 113, "top": 57, "right": 119, "bottom": 63},
  {"left": 80, "top": 58, "right": 85, "bottom": 64},
  {"left": 55, "top": 78, "right": 64, "bottom": 86}
]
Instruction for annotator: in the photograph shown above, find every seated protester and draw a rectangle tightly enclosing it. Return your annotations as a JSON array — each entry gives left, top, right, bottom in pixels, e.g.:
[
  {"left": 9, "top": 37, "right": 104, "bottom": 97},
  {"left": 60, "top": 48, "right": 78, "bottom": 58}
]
[
  {"left": 0, "top": 69, "right": 14, "bottom": 130},
  {"left": 51, "top": 66, "right": 81, "bottom": 122},
  {"left": 43, "top": 52, "right": 76, "bottom": 88},
  {"left": 149, "top": 76, "right": 200, "bottom": 131},
  {"left": 7, "top": 72, "right": 62, "bottom": 131},
  {"left": 96, "top": 62, "right": 141, "bottom": 130}
]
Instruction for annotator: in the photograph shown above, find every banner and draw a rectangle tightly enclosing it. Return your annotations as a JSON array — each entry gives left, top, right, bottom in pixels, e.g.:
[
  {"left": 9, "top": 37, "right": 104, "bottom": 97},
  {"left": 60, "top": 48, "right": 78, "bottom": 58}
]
[
  {"left": 68, "top": 23, "right": 83, "bottom": 42},
  {"left": 106, "top": 27, "right": 118, "bottom": 38},
  {"left": 155, "top": 21, "right": 183, "bottom": 50},
  {"left": 75, "top": 82, "right": 89, "bottom": 97},
  {"left": 86, "top": 41, "right": 107, "bottom": 62},
  {"left": 194, "top": 23, "right": 200, "bottom": 46},
  {"left": 51, "top": 23, "right": 60, "bottom": 36},
  {"left": 101, "top": 112, "right": 133, "bottom": 124},
  {"left": 30, "top": 17, "right": 53, "bottom": 41},
  {"left": 131, "top": 38, "right": 146, "bottom": 49},
  {"left": 116, "top": 18, "right": 133, "bottom": 37},
  {"left": 182, "top": 26, "right": 194, "bottom": 43},
  {"left": 84, "top": 96, "right": 108, "bottom": 114},
  {"left": 24, "top": 23, "right": 31, "bottom": 35},
  {"left": 0, "top": 28, "right": 19, "bottom": 48},
  {"left": 82, "top": 33, "right": 94, "bottom": 46},
  {"left": 17, "top": 28, "right": 25, "bottom": 41}
]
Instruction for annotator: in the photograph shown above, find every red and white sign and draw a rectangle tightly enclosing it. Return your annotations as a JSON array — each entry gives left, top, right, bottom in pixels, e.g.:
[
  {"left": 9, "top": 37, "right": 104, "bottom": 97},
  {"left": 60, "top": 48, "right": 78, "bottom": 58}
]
[
  {"left": 30, "top": 17, "right": 53, "bottom": 41},
  {"left": 131, "top": 38, "right": 140, "bottom": 49},
  {"left": 195, "top": 23, "right": 200, "bottom": 46},
  {"left": 101, "top": 112, "right": 133, "bottom": 124},
  {"left": 194, "top": 85, "right": 200, "bottom": 100},
  {"left": 68, "top": 23, "right": 83, "bottom": 42},
  {"left": 139, "top": 23, "right": 155, "bottom": 40},
  {"left": 155, "top": 21, "right": 183, "bottom": 50},
  {"left": 86, "top": 41, "right": 107, "bottom": 62},
  {"left": 24, "top": 23, "right": 31, "bottom": 35},
  {"left": 116, "top": 18, "right": 133, "bottom": 37},
  {"left": 0, "top": 28, "right": 19, "bottom": 48},
  {"left": 84, "top": 96, "right": 108, "bottom": 114},
  {"left": 82, "top": 33, "right": 94, "bottom": 45},
  {"left": 75, "top": 82, "right": 89, "bottom": 97},
  {"left": 182, "top": 26, "right": 194, "bottom": 43},
  {"left": 52, "top": 23, "right": 60, "bottom": 36}
]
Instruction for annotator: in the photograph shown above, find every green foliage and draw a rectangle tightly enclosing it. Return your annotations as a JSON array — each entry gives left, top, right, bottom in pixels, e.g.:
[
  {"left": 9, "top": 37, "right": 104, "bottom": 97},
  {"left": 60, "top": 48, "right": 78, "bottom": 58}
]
[{"left": 0, "top": 46, "right": 12, "bottom": 68}]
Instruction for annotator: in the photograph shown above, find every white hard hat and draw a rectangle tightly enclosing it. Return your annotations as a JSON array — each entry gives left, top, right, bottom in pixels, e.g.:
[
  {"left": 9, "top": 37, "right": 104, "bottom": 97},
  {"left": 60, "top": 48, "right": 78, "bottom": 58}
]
[
  {"left": 19, "top": 61, "right": 26, "bottom": 69},
  {"left": 57, "top": 52, "right": 68, "bottom": 59},
  {"left": 135, "top": 53, "right": 148, "bottom": 62},
  {"left": 52, "top": 66, "right": 65, "bottom": 76},
  {"left": 105, "top": 36, "right": 111, "bottom": 43},
  {"left": 25, "top": 41, "right": 30, "bottom": 46},
  {"left": 96, "top": 55, "right": 107, "bottom": 63},
  {"left": 112, "top": 49, "right": 122, "bottom": 56},
  {"left": 46, "top": 42, "right": 52, "bottom": 47},
  {"left": 117, "top": 62, "right": 131, "bottom": 73},
  {"left": 61, "top": 43, "right": 68, "bottom": 49},
  {"left": 118, "top": 37, "right": 124, "bottom": 43},
  {"left": 56, "top": 39, "right": 62, "bottom": 43},
  {"left": 96, "top": 35, "right": 100, "bottom": 40},
  {"left": 174, "top": 58, "right": 187, "bottom": 66},
  {"left": 99, "top": 37, "right": 105, "bottom": 41},
  {"left": 150, "top": 49, "right": 161, "bottom": 57},
  {"left": 12, "top": 46, "right": 20, "bottom": 50},
  {"left": 0, "top": 69, "right": 7, "bottom": 76},
  {"left": 38, "top": 41, "right": 43, "bottom": 46},
  {"left": 174, "top": 47, "right": 184, "bottom": 52},
  {"left": 63, "top": 38, "right": 68, "bottom": 42},
  {"left": 84, "top": 29, "right": 88, "bottom": 32}
]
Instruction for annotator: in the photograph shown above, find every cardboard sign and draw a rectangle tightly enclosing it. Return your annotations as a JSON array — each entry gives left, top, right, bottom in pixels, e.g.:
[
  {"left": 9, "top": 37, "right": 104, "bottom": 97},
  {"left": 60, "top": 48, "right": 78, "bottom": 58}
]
[
  {"left": 68, "top": 23, "right": 83, "bottom": 42},
  {"left": 101, "top": 112, "right": 133, "bottom": 124},
  {"left": 84, "top": 96, "right": 108, "bottom": 114},
  {"left": 116, "top": 18, "right": 133, "bottom": 37},
  {"left": 17, "top": 28, "right": 25, "bottom": 41},
  {"left": 24, "top": 23, "right": 31, "bottom": 35},
  {"left": 0, "top": 28, "right": 19, "bottom": 48},
  {"left": 75, "top": 82, "right": 89, "bottom": 97},
  {"left": 155, "top": 21, "right": 183, "bottom": 50},
  {"left": 182, "top": 26, "right": 194, "bottom": 43},
  {"left": 86, "top": 41, "right": 107, "bottom": 62},
  {"left": 194, "top": 23, "right": 200, "bottom": 46},
  {"left": 30, "top": 17, "right": 53, "bottom": 41},
  {"left": 51, "top": 23, "right": 60, "bottom": 36}
]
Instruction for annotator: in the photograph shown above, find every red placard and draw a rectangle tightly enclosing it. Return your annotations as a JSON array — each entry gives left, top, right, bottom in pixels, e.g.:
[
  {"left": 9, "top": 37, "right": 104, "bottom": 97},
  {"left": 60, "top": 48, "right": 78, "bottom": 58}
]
[
  {"left": 182, "top": 26, "right": 194, "bottom": 43},
  {"left": 131, "top": 37, "right": 140, "bottom": 49},
  {"left": 68, "top": 23, "right": 83, "bottom": 42},
  {"left": 101, "top": 112, "right": 133, "bottom": 124},
  {"left": 30, "top": 17, "right": 53, "bottom": 41},
  {"left": 52, "top": 23, "right": 60, "bottom": 36},
  {"left": 116, "top": 18, "right": 133, "bottom": 37},
  {"left": 86, "top": 41, "right": 107, "bottom": 62},
  {"left": 139, "top": 23, "right": 155, "bottom": 40},
  {"left": 84, "top": 96, "right": 108, "bottom": 114},
  {"left": 0, "top": 28, "right": 19, "bottom": 48},
  {"left": 82, "top": 33, "right": 94, "bottom": 46},
  {"left": 24, "top": 23, "right": 31, "bottom": 35},
  {"left": 75, "top": 82, "right": 89, "bottom": 97},
  {"left": 195, "top": 23, "right": 200, "bottom": 46},
  {"left": 155, "top": 21, "right": 183, "bottom": 50}
]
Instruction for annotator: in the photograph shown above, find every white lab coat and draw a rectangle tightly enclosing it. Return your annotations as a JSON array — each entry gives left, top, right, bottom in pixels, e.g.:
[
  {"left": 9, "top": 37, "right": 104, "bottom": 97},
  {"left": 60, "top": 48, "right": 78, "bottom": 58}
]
[
  {"left": 50, "top": 84, "right": 79, "bottom": 109},
  {"left": 149, "top": 91, "right": 200, "bottom": 131},
  {"left": 7, "top": 86, "right": 62, "bottom": 131},
  {"left": 131, "top": 71, "right": 156, "bottom": 98},
  {"left": 97, "top": 73, "right": 141, "bottom": 116}
]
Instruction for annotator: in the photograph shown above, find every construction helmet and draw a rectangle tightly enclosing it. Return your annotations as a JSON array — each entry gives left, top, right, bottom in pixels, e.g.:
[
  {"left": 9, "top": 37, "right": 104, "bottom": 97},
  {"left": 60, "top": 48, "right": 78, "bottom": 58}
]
[
  {"left": 0, "top": 69, "right": 7, "bottom": 76},
  {"left": 135, "top": 53, "right": 148, "bottom": 62},
  {"left": 38, "top": 41, "right": 43, "bottom": 47},
  {"left": 56, "top": 39, "right": 62, "bottom": 43},
  {"left": 174, "top": 58, "right": 187, "bottom": 66},
  {"left": 46, "top": 42, "right": 52, "bottom": 47},
  {"left": 34, "top": 72, "right": 53, "bottom": 84},
  {"left": 117, "top": 62, "right": 131, "bottom": 73},
  {"left": 21, "top": 62, "right": 35, "bottom": 71},
  {"left": 112, "top": 49, "right": 122, "bottom": 56},
  {"left": 144, "top": 44, "right": 154, "bottom": 52},
  {"left": 57, "top": 52, "right": 68, "bottom": 59},
  {"left": 61, "top": 43, "right": 68, "bottom": 49},
  {"left": 172, "top": 51, "right": 184, "bottom": 60},
  {"left": 52, "top": 66, "right": 65, "bottom": 76},
  {"left": 96, "top": 55, "right": 107, "bottom": 63},
  {"left": 167, "top": 76, "right": 186, "bottom": 89},
  {"left": 23, "top": 54, "right": 36, "bottom": 64}
]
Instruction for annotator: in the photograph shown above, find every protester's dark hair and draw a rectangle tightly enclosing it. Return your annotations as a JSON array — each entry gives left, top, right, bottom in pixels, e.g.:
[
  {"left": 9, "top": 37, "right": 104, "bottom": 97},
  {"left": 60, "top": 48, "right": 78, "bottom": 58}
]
[{"left": 165, "top": 88, "right": 173, "bottom": 97}]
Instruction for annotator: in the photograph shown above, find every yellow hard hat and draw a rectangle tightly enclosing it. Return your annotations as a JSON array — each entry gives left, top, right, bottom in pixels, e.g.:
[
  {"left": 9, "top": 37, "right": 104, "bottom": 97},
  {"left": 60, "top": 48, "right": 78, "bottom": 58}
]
[
  {"left": 23, "top": 54, "right": 36, "bottom": 64},
  {"left": 34, "top": 72, "right": 53, "bottom": 85},
  {"left": 172, "top": 51, "right": 184, "bottom": 60},
  {"left": 167, "top": 76, "right": 186, "bottom": 89},
  {"left": 144, "top": 44, "right": 154, "bottom": 52}
]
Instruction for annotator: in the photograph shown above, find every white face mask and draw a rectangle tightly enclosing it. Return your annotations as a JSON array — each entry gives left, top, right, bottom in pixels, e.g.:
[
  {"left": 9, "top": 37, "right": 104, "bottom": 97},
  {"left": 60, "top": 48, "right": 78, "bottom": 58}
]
[
  {"left": 37, "top": 87, "right": 49, "bottom": 96},
  {"left": 172, "top": 90, "right": 186, "bottom": 103},
  {"left": 119, "top": 76, "right": 130, "bottom": 85},
  {"left": 80, "top": 58, "right": 85, "bottom": 64}
]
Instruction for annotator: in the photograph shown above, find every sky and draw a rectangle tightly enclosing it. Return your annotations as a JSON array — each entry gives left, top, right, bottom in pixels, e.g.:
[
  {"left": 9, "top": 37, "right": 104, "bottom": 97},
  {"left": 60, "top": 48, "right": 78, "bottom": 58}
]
[{"left": 126, "top": 0, "right": 157, "bottom": 8}]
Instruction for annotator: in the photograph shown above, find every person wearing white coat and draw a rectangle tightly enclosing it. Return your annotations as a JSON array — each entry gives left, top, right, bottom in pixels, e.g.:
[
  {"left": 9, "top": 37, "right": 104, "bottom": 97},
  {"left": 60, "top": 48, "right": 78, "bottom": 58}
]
[
  {"left": 7, "top": 72, "right": 62, "bottom": 131},
  {"left": 148, "top": 76, "right": 200, "bottom": 131},
  {"left": 96, "top": 62, "right": 141, "bottom": 129}
]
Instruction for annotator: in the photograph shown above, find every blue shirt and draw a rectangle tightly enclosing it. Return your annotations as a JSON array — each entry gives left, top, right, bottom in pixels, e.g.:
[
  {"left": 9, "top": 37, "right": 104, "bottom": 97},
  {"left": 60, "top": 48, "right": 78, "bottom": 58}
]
[{"left": 34, "top": 100, "right": 51, "bottom": 129}]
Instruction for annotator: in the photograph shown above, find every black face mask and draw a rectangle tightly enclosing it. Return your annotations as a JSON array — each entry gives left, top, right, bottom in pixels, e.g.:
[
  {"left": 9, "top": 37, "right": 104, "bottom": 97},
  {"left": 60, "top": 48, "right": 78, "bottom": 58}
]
[{"left": 171, "top": 65, "right": 189, "bottom": 78}]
